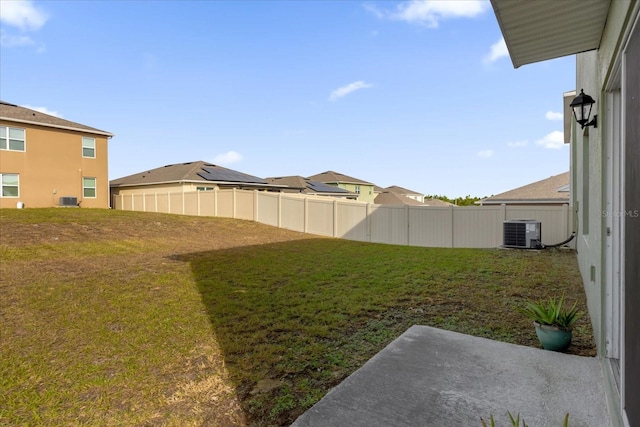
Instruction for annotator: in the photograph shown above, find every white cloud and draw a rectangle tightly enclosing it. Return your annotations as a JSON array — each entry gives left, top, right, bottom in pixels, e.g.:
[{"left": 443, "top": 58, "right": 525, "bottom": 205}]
[
  {"left": 545, "top": 111, "right": 563, "bottom": 121},
  {"left": 21, "top": 105, "right": 62, "bottom": 117},
  {"left": 366, "top": 0, "right": 489, "bottom": 28},
  {"left": 0, "top": 0, "right": 49, "bottom": 31},
  {"left": 536, "top": 131, "right": 564, "bottom": 149},
  {"left": 0, "top": 31, "right": 34, "bottom": 47},
  {"left": 329, "top": 81, "right": 373, "bottom": 101},
  {"left": 213, "top": 151, "right": 242, "bottom": 165},
  {"left": 477, "top": 149, "right": 494, "bottom": 158},
  {"left": 483, "top": 37, "right": 509, "bottom": 64},
  {"left": 507, "top": 140, "right": 528, "bottom": 148}
]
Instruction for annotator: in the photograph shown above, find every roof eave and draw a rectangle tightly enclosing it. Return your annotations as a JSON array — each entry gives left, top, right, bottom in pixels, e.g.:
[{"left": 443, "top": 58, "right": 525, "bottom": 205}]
[
  {"left": 490, "top": 0, "right": 611, "bottom": 68},
  {"left": 0, "top": 116, "right": 114, "bottom": 137}
]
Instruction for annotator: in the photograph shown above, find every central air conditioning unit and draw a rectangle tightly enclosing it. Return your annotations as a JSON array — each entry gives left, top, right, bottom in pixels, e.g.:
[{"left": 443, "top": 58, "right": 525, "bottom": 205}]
[
  {"left": 503, "top": 220, "right": 542, "bottom": 249},
  {"left": 59, "top": 196, "right": 78, "bottom": 207}
]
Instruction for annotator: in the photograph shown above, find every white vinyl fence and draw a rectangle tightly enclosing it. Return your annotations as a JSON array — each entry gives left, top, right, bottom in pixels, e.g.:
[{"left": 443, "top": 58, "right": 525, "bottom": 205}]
[{"left": 112, "top": 189, "right": 573, "bottom": 249}]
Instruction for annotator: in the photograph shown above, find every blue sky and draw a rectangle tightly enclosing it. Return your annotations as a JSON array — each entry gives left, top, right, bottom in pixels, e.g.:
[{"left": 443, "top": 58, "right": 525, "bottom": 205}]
[{"left": 0, "top": 0, "right": 574, "bottom": 197}]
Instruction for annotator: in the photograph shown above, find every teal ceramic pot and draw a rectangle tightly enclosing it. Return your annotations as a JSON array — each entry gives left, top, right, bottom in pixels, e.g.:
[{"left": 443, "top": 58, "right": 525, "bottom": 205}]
[{"left": 534, "top": 322, "right": 573, "bottom": 352}]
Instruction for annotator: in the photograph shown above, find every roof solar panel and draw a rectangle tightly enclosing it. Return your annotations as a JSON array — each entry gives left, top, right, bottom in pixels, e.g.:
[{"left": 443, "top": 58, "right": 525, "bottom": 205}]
[
  {"left": 307, "top": 180, "right": 352, "bottom": 193},
  {"left": 198, "top": 166, "right": 267, "bottom": 184}
]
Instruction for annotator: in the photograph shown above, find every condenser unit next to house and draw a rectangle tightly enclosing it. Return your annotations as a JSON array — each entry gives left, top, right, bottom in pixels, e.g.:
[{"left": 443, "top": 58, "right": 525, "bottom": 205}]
[
  {"left": 59, "top": 196, "right": 78, "bottom": 207},
  {"left": 503, "top": 220, "right": 542, "bottom": 249}
]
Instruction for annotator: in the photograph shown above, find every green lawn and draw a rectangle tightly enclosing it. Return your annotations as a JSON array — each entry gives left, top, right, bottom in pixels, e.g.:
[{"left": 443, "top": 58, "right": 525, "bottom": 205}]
[{"left": 0, "top": 209, "right": 594, "bottom": 426}]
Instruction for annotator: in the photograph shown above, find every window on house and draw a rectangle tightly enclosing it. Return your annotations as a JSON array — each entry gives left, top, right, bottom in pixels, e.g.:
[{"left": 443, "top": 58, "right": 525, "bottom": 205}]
[
  {"left": 355, "top": 185, "right": 361, "bottom": 194},
  {"left": 83, "top": 177, "right": 96, "bottom": 198},
  {"left": 196, "top": 186, "right": 214, "bottom": 191},
  {"left": 0, "top": 127, "right": 26, "bottom": 151},
  {"left": 1, "top": 173, "right": 19, "bottom": 197},
  {"left": 82, "top": 137, "right": 96, "bottom": 158}
]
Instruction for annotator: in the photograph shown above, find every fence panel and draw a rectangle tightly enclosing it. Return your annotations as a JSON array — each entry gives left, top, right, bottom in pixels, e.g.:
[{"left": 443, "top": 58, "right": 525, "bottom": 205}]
[
  {"left": 216, "top": 190, "right": 234, "bottom": 218},
  {"left": 235, "top": 190, "right": 255, "bottom": 220},
  {"left": 307, "top": 199, "right": 334, "bottom": 237},
  {"left": 281, "top": 195, "right": 305, "bottom": 232},
  {"left": 154, "top": 194, "right": 167, "bottom": 213},
  {"left": 257, "top": 192, "right": 279, "bottom": 227},
  {"left": 184, "top": 192, "right": 199, "bottom": 216},
  {"left": 408, "top": 206, "right": 454, "bottom": 247},
  {"left": 199, "top": 191, "right": 216, "bottom": 216},
  {"left": 370, "top": 205, "right": 409, "bottom": 245},
  {"left": 453, "top": 206, "right": 503, "bottom": 248},
  {"left": 336, "top": 201, "right": 368, "bottom": 241}
]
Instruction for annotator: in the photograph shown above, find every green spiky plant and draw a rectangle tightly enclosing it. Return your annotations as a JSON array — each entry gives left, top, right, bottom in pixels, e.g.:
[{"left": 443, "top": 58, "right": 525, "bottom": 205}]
[
  {"left": 480, "top": 412, "right": 569, "bottom": 427},
  {"left": 520, "top": 294, "right": 582, "bottom": 329}
]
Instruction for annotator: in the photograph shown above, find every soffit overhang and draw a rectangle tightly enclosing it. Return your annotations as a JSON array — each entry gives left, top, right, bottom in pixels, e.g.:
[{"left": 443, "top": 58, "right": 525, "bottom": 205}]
[{"left": 490, "top": 0, "right": 611, "bottom": 68}]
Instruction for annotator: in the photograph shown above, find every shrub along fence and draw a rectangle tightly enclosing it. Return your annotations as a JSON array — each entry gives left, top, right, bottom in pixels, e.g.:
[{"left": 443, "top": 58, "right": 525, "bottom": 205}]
[{"left": 112, "top": 189, "right": 573, "bottom": 249}]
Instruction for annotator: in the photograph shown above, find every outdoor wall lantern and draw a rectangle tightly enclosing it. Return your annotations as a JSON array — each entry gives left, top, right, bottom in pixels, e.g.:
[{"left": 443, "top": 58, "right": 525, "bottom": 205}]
[{"left": 570, "top": 89, "right": 597, "bottom": 129}]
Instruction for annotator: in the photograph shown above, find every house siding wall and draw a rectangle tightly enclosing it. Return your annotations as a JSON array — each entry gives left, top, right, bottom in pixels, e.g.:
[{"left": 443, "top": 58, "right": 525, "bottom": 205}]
[
  {"left": 0, "top": 122, "right": 109, "bottom": 209},
  {"left": 623, "top": 12, "right": 640, "bottom": 426},
  {"left": 574, "top": 2, "right": 638, "bottom": 426}
]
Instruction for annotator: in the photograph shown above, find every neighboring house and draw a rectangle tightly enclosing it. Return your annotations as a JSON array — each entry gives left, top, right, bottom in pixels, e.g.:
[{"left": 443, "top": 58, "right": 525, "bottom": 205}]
[
  {"left": 477, "top": 172, "right": 570, "bottom": 206},
  {"left": 264, "top": 175, "right": 357, "bottom": 199},
  {"left": 492, "top": 1, "right": 639, "bottom": 426},
  {"left": 307, "top": 171, "right": 376, "bottom": 203},
  {"left": 422, "top": 198, "right": 454, "bottom": 207},
  {"left": 384, "top": 185, "right": 425, "bottom": 203},
  {"left": 374, "top": 191, "right": 425, "bottom": 206},
  {"left": 110, "top": 161, "right": 285, "bottom": 200},
  {"left": 0, "top": 101, "right": 113, "bottom": 209}
]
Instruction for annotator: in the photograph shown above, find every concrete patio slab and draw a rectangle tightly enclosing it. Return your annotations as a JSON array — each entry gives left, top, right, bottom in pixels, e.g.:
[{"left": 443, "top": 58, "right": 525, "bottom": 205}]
[{"left": 292, "top": 325, "right": 610, "bottom": 427}]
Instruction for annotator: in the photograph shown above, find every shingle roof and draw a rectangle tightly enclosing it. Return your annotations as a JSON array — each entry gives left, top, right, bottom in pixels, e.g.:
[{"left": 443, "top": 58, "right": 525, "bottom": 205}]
[
  {"left": 308, "top": 171, "right": 374, "bottom": 185},
  {"left": 0, "top": 101, "right": 113, "bottom": 136},
  {"left": 265, "top": 175, "right": 355, "bottom": 196},
  {"left": 423, "top": 198, "right": 454, "bottom": 207},
  {"left": 110, "top": 161, "right": 278, "bottom": 188},
  {"left": 374, "top": 191, "right": 426, "bottom": 206},
  {"left": 479, "top": 172, "right": 570, "bottom": 205},
  {"left": 385, "top": 185, "right": 423, "bottom": 196}
]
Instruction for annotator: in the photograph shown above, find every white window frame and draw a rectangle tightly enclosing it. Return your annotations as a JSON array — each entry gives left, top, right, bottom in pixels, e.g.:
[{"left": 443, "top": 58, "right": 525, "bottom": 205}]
[
  {"left": 355, "top": 185, "right": 361, "bottom": 194},
  {"left": 82, "top": 137, "right": 96, "bottom": 158},
  {"left": 1, "top": 173, "right": 20, "bottom": 197},
  {"left": 0, "top": 126, "right": 26, "bottom": 152},
  {"left": 83, "top": 177, "right": 97, "bottom": 198}
]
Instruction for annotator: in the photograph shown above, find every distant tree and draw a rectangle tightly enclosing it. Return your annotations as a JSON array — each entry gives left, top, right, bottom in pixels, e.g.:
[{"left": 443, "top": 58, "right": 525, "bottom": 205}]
[{"left": 425, "top": 194, "right": 488, "bottom": 206}]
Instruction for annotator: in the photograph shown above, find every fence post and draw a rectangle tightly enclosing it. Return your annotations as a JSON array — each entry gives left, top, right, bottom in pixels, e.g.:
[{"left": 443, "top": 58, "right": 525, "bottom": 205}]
[
  {"left": 278, "top": 193, "right": 282, "bottom": 228},
  {"left": 450, "top": 205, "right": 455, "bottom": 248},
  {"left": 304, "top": 197, "right": 309, "bottom": 233},
  {"left": 197, "top": 190, "right": 201, "bottom": 216},
  {"left": 253, "top": 190, "right": 258, "bottom": 222},
  {"left": 367, "top": 203, "right": 372, "bottom": 242},
  {"left": 214, "top": 187, "right": 218, "bottom": 217},
  {"left": 333, "top": 200, "right": 338, "bottom": 237},
  {"left": 405, "top": 205, "right": 410, "bottom": 246},
  {"left": 154, "top": 193, "right": 158, "bottom": 213},
  {"left": 232, "top": 188, "right": 237, "bottom": 218}
]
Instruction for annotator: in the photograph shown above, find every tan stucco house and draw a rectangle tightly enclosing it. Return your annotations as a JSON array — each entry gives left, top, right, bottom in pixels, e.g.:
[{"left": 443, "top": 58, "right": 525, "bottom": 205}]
[
  {"left": 0, "top": 101, "right": 113, "bottom": 209},
  {"left": 307, "top": 171, "right": 376, "bottom": 203},
  {"left": 477, "top": 172, "right": 570, "bottom": 206}
]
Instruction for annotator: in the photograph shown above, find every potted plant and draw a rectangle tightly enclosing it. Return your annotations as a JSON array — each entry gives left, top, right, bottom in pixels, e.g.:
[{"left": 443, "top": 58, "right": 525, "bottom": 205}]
[{"left": 520, "top": 295, "right": 582, "bottom": 352}]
